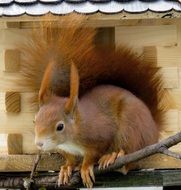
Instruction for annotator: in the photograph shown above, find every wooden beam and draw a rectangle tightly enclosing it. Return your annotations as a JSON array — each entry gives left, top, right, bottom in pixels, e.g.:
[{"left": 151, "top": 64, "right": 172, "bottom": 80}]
[
  {"left": 7, "top": 134, "right": 23, "bottom": 155},
  {"left": 0, "top": 11, "right": 181, "bottom": 26},
  {"left": 0, "top": 154, "right": 64, "bottom": 172},
  {"left": 115, "top": 25, "right": 177, "bottom": 49},
  {"left": 0, "top": 154, "right": 180, "bottom": 172}
]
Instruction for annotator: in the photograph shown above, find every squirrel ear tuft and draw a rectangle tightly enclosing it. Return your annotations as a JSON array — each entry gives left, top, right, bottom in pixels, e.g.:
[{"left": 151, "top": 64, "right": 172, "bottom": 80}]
[
  {"left": 39, "top": 62, "right": 53, "bottom": 105},
  {"left": 64, "top": 61, "right": 79, "bottom": 116}
]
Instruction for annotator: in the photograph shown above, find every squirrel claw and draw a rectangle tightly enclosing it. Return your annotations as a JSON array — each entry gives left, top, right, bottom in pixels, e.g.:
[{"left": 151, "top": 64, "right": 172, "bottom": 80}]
[
  {"left": 58, "top": 165, "right": 73, "bottom": 186},
  {"left": 98, "top": 150, "right": 125, "bottom": 169},
  {"left": 81, "top": 165, "right": 95, "bottom": 188},
  {"left": 98, "top": 152, "right": 117, "bottom": 169}
]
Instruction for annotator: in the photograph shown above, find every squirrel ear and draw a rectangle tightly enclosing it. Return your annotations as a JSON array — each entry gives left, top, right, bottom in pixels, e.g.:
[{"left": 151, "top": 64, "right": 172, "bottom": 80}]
[
  {"left": 39, "top": 62, "right": 53, "bottom": 105},
  {"left": 64, "top": 61, "right": 79, "bottom": 116}
]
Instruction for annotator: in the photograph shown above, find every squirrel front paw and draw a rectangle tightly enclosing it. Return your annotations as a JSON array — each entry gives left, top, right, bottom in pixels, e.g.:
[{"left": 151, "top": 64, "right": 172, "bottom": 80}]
[
  {"left": 81, "top": 165, "right": 95, "bottom": 188},
  {"left": 58, "top": 165, "right": 73, "bottom": 186},
  {"left": 98, "top": 149, "right": 125, "bottom": 169}
]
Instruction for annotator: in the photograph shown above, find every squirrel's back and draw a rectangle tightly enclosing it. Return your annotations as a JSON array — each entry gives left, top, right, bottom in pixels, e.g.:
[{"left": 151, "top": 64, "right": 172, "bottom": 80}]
[{"left": 79, "top": 85, "right": 158, "bottom": 153}]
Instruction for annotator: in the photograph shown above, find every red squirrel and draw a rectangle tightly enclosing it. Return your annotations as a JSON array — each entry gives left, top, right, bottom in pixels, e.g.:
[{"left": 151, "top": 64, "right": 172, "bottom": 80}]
[{"left": 19, "top": 14, "right": 166, "bottom": 188}]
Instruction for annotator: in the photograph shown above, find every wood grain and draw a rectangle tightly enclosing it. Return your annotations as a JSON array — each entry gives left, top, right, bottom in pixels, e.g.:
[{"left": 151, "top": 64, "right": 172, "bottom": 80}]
[
  {"left": 0, "top": 154, "right": 180, "bottom": 172},
  {"left": 0, "top": 92, "right": 38, "bottom": 113},
  {"left": 7, "top": 134, "right": 23, "bottom": 154},
  {"left": 4, "top": 49, "right": 20, "bottom": 72},
  {"left": 0, "top": 112, "right": 34, "bottom": 133},
  {"left": 168, "top": 89, "right": 181, "bottom": 110},
  {"left": 115, "top": 25, "right": 177, "bottom": 48},
  {"left": 143, "top": 46, "right": 181, "bottom": 67},
  {"left": 161, "top": 67, "right": 179, "bottom": 89},
  {"left": 0, "top": 12, "right": 181, "bottom": 27},
  {"left": 0, "top": 154, "right": 64, "bottom": 172},
  {"left": 5, "top": 92, "right": 21, "bottom": 113},
  {"left": 143, "top": 46, "right": 157, "bottom": 66}
]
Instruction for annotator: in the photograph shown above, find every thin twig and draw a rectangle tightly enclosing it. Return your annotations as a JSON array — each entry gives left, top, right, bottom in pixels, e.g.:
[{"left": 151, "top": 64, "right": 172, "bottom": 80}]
[
  {"left": 159, "top": 147, "right": 181, "bottom": 159},
  {"left": 24, "top": 153, "right": 41, "bottom": 190},
  {"left": 30, "top": 153, "right": 41, "bottom": 180}
]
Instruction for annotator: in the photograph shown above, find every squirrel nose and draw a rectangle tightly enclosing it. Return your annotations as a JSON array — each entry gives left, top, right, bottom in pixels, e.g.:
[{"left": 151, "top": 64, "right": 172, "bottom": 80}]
[{"left": 36, "top": 142, "right": 43, "bottom": 148}]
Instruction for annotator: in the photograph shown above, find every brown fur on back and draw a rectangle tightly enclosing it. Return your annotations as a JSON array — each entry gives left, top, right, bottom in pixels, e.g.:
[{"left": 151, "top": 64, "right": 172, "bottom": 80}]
[
  {"left": 76, "top": 85, "right": 159, "bottom": 154},
  {"left": 18, "top": 14, "right": 166, "bottom": 128}
]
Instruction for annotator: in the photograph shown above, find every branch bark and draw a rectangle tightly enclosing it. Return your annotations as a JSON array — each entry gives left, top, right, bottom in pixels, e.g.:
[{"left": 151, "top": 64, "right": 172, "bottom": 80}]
[{"left": 0, "top": 132, "right": 181, "bottom": 189}]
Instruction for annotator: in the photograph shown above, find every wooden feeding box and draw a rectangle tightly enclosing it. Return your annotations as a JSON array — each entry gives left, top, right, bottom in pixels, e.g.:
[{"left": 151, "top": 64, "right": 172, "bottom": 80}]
[{"left": 0, "top": 0, "right": 181, "bottom": 189}]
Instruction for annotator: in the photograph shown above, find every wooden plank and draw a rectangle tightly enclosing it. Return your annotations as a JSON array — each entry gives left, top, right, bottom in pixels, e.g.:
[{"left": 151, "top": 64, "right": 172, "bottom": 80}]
[
  {"left": 179, "top": 111, "right": 181, "bottom": 130},
  {"left": 22, "top": 133, "right": 37, "bottom": 154},
  {"left": 115, "top": 25, "right": 177, "bottom": 48},
  {"left": 0, "top": 154, "right": 180, "bottom": 172},
  {"left": 0, "top": 28, "right": 29, "bottom": 49},
  {"left": 168, "top": 89, "right": 181, "bottom": 110},
  {"left": 162, "top": 110, "right": 179, "bottom": 133},
  {"left": 0, "top": 93, "right": 5, "bottom": 112},
  {"left": 0, "top": 112, "right": 34, "bottom": 133},
  {"left": 4, "top": 49, "right": 20, "bottom": 72},
  {"left": 156, "top": 47, "right": 181, "bottom": 67},
  {"left": 177, "top": 22, "right": 181, "bottom": 46},
  {"left": 7, "top": 134, "right": 23, "bottom": 154},
  {"left": 179, "top": 67, "right": 181, "bottom": 88},
  {"left": 0, "top": 11, "right": 181, "bottom": 26},
  {"left": 0, "top": 50, "right": 5, "bottom": 71},
  {"left": 0, "top": 154, "right": 64, "bottom": 172},
  {"left": 5, "top": 92, "right": 21, "bottom": 113},
  {"left": 161, "top": 67, "right": 179, "bottom": 89},
  {"left": 0, "top": 134, "right": 7, "bottom": 154},
  {"left": 144, "top": 46, "right": 181, "bottom": 67}
]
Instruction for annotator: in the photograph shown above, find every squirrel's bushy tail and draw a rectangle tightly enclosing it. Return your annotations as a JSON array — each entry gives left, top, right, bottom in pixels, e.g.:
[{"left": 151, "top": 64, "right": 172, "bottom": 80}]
[{"left": 19, "top": 14, "right": 167, "bottom": 128}]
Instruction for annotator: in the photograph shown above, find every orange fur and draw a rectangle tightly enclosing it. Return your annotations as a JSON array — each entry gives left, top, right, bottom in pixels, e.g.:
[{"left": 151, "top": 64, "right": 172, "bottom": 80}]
[
  {"left": 64, "top": 62, "right": 79, "bottom": 115},
  {"left": 18, "top": 13, "right": 168, "bottom": 188}
]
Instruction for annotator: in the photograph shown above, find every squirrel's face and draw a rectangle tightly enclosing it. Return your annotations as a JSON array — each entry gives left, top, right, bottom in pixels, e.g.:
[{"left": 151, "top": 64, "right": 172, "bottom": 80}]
[{"left": 34, "top": 96, "right": 78, "bottom": 152}]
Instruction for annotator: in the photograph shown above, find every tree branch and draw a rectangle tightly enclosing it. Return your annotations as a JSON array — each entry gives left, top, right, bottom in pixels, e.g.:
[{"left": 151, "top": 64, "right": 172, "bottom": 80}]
[
  {"left": 159, "top": 147, "right": 181, "bottom": 159},
  {"left": 0, "top": 132, "right": 181, "bottom": 189}
]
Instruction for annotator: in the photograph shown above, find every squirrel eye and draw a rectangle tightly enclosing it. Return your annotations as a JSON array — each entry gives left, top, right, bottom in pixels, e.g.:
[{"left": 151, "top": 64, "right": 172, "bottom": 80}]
[{"left": 56, "top": 123, "right": 64, "bottom": 131}]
